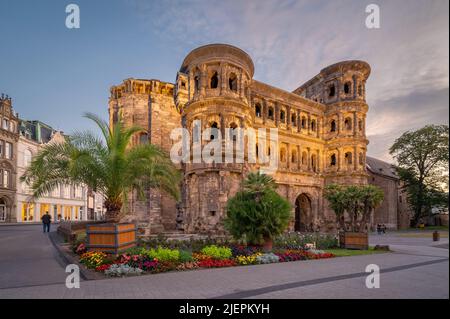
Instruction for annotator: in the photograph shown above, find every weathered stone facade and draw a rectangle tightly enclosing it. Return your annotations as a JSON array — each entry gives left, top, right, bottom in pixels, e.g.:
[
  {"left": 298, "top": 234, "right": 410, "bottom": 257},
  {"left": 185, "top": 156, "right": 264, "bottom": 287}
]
[
  {"left": 0, "top": 94, "right": 19, "bottom": 223},
  {"left": 366, "top": 156, "right": 413, "bottom": 229},
  {"left": 109, "top": 44, "right": 374, "bottom": 235}
]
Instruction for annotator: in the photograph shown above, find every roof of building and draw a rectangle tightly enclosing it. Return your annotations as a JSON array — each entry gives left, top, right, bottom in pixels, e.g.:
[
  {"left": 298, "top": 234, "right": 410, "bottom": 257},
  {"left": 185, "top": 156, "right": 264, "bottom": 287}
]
[
  {"left": 19, "top": 119, "right": 56, "bottom": 144},
  {"left": 366, "top": 156, "right": 398, "bottom": 179}
]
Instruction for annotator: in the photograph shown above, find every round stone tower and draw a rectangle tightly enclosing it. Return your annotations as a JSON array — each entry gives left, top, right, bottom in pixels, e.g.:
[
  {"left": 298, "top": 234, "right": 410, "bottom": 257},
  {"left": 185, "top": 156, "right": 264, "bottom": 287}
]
[
  {"left": 175, "top": 44, "right": 255, "bottom": 234},
  {"left": 317, "top": 60, "right": 371, "bottom": 185}
]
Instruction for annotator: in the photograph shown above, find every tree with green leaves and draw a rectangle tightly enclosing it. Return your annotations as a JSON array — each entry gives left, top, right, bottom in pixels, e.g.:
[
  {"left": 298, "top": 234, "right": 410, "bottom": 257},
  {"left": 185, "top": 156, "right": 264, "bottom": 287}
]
[
  {"left": 358, "top": 185, "right": 384, "bottom": 232},
  {"left": 324, "top": 184, "right": 384, "bottom": 232},
  {"left": 389, "top": 124, "right": 449, "bottom": 225},
  {"left": 224, "top": 171, "right": 291, "bottom": 246},
  {"left": 21, "top": 113, "right": 181, "bottom": 223},
  {"left": 324, "top": 184, "right": 347, "bottom": 230}
]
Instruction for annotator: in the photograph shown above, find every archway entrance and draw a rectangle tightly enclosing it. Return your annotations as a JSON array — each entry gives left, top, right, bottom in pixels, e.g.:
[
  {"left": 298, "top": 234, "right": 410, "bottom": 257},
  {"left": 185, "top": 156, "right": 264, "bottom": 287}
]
[{"left": 294, "top": 194, "right": 311, "bottom": 232}]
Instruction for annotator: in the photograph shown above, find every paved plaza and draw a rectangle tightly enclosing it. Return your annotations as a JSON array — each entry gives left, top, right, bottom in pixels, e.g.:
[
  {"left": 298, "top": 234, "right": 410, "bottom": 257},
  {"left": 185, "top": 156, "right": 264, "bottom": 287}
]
[{"left": 0, "top": 224, "right": 448, "bottom": 299}]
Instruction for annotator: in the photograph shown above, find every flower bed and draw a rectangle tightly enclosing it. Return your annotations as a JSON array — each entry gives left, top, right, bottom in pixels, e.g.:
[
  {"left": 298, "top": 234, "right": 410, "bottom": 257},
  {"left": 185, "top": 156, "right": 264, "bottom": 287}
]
[{"left": 74, "top": 242, "right": 336, "bottom": 277}]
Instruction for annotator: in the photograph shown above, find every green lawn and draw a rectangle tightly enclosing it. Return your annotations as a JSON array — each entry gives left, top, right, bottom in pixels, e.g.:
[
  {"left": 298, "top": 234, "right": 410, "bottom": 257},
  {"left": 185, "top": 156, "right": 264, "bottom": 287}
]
[
  {"left": 325, "top": 246, "right": 389, "bottom": 257},
  {"left": 409, "top": 226, "right": 449, "bottom": 231}
]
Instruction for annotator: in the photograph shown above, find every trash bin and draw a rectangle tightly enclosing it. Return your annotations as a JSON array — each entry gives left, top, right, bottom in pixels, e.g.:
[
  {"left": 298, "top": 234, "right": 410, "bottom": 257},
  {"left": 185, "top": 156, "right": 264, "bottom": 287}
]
[{"left": 433, "top": 231, "right": 440, "bottom": 241}]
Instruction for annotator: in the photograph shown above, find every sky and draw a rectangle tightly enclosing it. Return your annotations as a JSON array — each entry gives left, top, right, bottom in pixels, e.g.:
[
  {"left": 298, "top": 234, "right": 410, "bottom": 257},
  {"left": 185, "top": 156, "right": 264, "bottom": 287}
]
[{"left": 0, "top": 0, "right": 448, "bottom": 162}]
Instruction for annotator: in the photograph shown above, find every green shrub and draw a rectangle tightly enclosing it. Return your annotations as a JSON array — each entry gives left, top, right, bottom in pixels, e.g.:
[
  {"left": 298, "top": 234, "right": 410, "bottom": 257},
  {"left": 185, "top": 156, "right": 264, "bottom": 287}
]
[
  {"left": 142, "top": 247, "right": 180, "bottom": 262},
  {"left": 125, "top": 246, "right": 146, "bottom": 255},
  {"left": 274, "top": 232, "right": 338, "bottom": 250},
  {"left": 201, "top": 245, "right": 232, "bottom": 260},
  {"left": 224, "top": 173, "right": 291, "bottom": 245},
  {"left": 179, "top": 250, "right": 194, "bottom": 262}
]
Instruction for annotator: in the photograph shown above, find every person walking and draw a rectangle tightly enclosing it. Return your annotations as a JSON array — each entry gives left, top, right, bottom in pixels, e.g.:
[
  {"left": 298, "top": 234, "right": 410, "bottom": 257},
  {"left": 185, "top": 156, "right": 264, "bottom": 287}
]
[{"left": 41, "top": 211, "right": 52, "bottom": 233}]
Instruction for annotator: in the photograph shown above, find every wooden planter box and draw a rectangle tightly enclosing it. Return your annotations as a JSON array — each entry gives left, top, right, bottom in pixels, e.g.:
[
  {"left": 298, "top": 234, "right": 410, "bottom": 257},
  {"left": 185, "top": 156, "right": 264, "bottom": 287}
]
[
  {"left": 339, "top": 231, "right": 368, "bottom": 250},
  {"left": 86, "top": 223, "right": 137, "bottom": 255}
]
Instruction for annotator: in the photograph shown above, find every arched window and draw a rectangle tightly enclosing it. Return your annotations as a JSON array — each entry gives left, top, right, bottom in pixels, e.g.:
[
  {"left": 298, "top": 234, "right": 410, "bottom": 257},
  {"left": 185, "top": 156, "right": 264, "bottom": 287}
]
[
  {"left": 229, "top": 122, "right": 238, "bottom": 141},
  {"left": 291, "top": 113, "right": 297, "bottom": 126},
  {"left": 301, "top": 152, "right": 307, "bottom": 165},
  {"left": 328, "top": 84, "right": 336, "bottom": 97},
  {"left": 139, "top": 132, "right": 148, "bottom": 144},
  {"left": 359, "top": 152, "right": 364, "bottom": 165},
  {"left": 345, "top": 152, "right": 352, "bottom": 165},
  {"left": 24, "top": 149, "right": 32, "bottom": 167},
  {"left": 344, "top": 82, "right": 351, "bottom": 94},
  {"left": 301, "top": 116, "right": 307, "bottom": 129},
  {"left": 112, "top": 110, "right": 118, "bottom": 123},
  {"left": 192, "top": 122, "right": 201, "bottom": 142},
  {"left": 268, "top": 107, "right": 274, "bottom": 120},
  {"left": 194, "top": 75, "right": 200, "bottom": 93},
  {"left": 330, "top": 120, "right": 336, "bottom": 132},
  {"left": 280, "top": 148, "right": 286, "bottom": 162},
  {"left": 358, "top": 119, "right": 363, "bottom": 131},
  {"left": 330, "top": 154, "right": 337, "bottom": 166},
  {"left": 280, "top": 110, "right": 286, "bottom": 123},
  {"left": 210, "top": 72, "right": 219, "bottom": 89},
  {"left": 255, "top": 103, "right": 262, "bottom": 118},
  {"left": 344, "top": 118, "right": 352, "bottom": 130},
  {"left": 267, "top": 147, "right": 271, "bottom": 156},
  {"left": 311, "top": 120, "right": 316, "bottom": 131},
  {"left": 311, "top": 154, "right": 317, "bottom": 172},
  {"left": 210, "top": 122, "right": 219, "bottom": 140},
  {"left": 228, "top": 73, "right": 237, "bottom": 92},
  {"left": 291, "top": 150, "right": 297, "bottom": 163},
  {"left": 358, "top": 84, "right": 363, "bottom": 96}
]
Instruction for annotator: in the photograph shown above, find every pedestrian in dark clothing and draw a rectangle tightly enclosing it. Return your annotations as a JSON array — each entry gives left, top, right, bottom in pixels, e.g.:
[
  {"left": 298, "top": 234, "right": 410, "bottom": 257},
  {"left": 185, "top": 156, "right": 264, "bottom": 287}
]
[
  {"left": 382, "top": 224, "right": 387, "bottom": 234},
  {"left": 41, "top": 212, "right": 52, "bottom": 233},
  {"left": 377, "top": 224, "right": 381, "bottom": 235}
]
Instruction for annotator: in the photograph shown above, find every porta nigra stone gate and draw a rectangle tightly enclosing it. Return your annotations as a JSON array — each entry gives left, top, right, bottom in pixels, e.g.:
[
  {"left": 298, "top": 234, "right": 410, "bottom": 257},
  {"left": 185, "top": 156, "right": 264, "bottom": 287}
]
[{"left": 108, "top": 44, "right": 371, "bottom": 236}]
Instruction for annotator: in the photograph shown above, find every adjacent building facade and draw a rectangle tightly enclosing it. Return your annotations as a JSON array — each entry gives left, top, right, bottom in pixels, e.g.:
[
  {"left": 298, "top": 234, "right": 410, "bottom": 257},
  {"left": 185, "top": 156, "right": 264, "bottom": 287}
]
[
  {"left": 0, "top": 94, "right": 20, "bottom": 222},
  {"left": 108, "top": 43, "right": 380, "bottom": 235},
  {"left": 366, "top": 156, "right": 413, "bottom": 229},
  {"left": 15, "top": 120, "right": 88, "bottom": 222}
]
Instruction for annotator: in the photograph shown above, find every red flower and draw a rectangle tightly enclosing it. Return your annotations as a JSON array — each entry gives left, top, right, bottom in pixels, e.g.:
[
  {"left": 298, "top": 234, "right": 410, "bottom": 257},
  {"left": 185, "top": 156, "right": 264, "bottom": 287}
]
[{"left": 95, "top": 264, "right": 111, "bottom": 272}]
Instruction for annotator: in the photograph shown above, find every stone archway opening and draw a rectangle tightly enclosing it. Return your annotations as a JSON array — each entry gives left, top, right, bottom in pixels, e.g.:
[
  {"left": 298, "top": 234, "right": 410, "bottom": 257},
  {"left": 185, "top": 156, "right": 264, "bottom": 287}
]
[{"left": 294, "top": 193, "right": 312, "bottom": 232}]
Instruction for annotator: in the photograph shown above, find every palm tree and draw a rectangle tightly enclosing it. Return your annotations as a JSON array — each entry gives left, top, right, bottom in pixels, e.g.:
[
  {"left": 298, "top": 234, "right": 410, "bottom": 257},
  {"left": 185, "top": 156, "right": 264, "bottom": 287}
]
[
  {"left": 242, "top": 171, "right": 278, "bottom": 202},
  {"left": 21, "top": 113, "right": 181, "bottom": 223}
]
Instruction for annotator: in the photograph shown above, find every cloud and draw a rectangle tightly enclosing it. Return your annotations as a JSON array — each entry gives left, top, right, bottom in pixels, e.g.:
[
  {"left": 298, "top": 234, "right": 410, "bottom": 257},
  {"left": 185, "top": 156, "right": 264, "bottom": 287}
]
[
  {"left": 129, "top": 0, "right": 449, "bottom": 161},
  {"left": 366, "top": 87, "right": 449, "bottom": 161}
]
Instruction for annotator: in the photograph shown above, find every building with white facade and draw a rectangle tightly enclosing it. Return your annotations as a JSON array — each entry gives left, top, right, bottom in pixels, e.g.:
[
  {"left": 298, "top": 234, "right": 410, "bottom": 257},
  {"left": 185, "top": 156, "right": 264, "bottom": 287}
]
[{"left": 15, "top": 120, "right": 88, "bottom": 222}]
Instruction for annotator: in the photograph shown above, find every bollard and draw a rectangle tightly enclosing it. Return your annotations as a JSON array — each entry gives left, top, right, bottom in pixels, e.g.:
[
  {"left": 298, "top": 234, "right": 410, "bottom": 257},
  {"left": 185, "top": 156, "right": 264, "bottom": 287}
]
[{"left": 433, "top": 231, "right": 440, "bottom": 242}]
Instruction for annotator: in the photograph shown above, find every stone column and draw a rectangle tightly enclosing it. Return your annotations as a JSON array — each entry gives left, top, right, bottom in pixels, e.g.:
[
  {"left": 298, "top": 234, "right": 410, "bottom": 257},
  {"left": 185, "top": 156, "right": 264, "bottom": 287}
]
[
  {"left": 287, "top": 105, "right": 291, "bottom": 130},
  {"left": 307, "top": 113, "right": 311, "bottom": 135},
  {"left": 337, "top": 149, "right": 342, "bottom": 171},
  {"left": 316, "top": 118, "right": 320, "bottom": 138},
  {"left": 337, "top": 113, "right": 342, "bottom": 135},
  {"left": 353, "top": 112, "right": 357, "bottom": 136},
  {"left": 275, "top": 102, "right": 279, "bottom": 126},
  {"left": 262, "top": 100, "right": 267, "bottom": 124},
  {"left": 239, "top": 73, "right": 244, "bottom": 98},
  {"left": 200, "top": 64, "right": 207, "bottom": 97},
  {"left": 317, "top": 149, "right": 321, "bottom": 172},
  {"left": 286, "top": 143, "right": 290, "bottom": 169},
  {"left": 220, "top": 63, "right": 227, "bottom": 95},
  {"left": 354, "top": 146, "right": 358, "bottom": 170},
  {"left": 307, "top": 147, "right": 311, "bottom": 171},
  {"left": 297, "top": 113, "right": 301, "bottom": 133}
]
